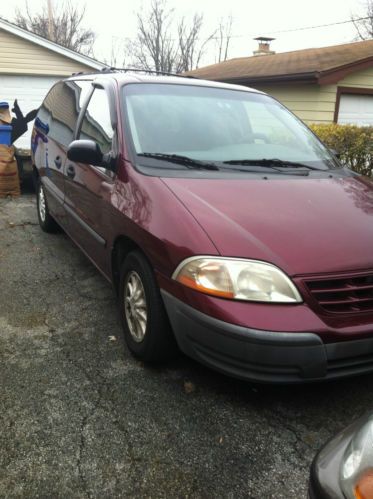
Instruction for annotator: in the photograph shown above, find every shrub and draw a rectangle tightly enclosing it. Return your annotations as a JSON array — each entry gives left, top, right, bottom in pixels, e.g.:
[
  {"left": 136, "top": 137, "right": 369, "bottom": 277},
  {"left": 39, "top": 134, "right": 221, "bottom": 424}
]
[{"left": 309, "top": 123, "right": 373, "bottom": 176}]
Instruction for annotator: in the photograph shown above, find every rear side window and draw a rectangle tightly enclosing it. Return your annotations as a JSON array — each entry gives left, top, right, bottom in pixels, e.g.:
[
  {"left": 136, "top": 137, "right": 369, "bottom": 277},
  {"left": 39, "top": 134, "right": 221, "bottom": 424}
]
[
  {"left": 38, "top": 80, "right": 91, "bottom": 147},
  {"left": 79, "top": 88, "right": 114, "bottom": 154}
]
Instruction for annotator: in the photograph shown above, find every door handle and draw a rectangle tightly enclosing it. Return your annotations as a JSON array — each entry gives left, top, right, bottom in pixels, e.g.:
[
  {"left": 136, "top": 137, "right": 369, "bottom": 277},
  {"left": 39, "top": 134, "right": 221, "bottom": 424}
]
[
  {"left": 54, "top": 156, "right": 62, "bottom": 169},
  {"left": 66, "top": 165, "right": 76, "bottom": 179}
]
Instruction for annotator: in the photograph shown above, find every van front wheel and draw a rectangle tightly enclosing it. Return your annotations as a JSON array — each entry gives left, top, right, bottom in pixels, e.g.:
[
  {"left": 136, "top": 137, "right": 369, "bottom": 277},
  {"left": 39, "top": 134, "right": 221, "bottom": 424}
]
[{"left": 119, "top": 251, "right": 177, "bottom": 362}]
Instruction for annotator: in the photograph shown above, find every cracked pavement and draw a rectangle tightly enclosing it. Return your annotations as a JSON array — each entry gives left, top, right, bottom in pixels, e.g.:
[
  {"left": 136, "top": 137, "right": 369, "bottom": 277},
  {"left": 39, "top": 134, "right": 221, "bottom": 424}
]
[{"left": 2, "top": 194, "right": 373, "bottom": 498}]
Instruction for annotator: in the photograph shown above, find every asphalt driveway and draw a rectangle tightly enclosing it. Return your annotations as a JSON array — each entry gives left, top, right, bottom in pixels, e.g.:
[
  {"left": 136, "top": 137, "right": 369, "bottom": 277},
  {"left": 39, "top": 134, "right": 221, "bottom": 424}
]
[{"left": 1, "top": 194, "right": 373, "bottom": 498}]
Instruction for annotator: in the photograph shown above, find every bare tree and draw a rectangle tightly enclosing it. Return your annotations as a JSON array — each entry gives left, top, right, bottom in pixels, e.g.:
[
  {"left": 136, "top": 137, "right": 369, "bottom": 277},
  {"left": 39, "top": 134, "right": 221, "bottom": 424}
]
[
  {"left": 176, "top": 14, "right": 216, "bottom": 72},
  {"left": 126, "top": 0, "right": 215, "bottom": 73},
  {"left": 352, "top": 0, "right": 373, "bottom": 40},
  {"left": 105, "top": 37, "right": 129, "bottom": 68},
  {"left": 14, "top": 0, "right": 96, "bottom": 55},
  {"left": 215, "top": 15, "right": 233, "bottom": 63},
  {"left": 128, "top": 0, "right": 177, "bottom": 72}
]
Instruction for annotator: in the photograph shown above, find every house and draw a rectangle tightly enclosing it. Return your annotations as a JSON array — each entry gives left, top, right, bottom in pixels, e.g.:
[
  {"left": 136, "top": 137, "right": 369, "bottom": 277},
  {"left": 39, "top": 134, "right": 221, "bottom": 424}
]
[
  {"left": 0, "top": 17, "right": 106, "bottom": 149},
  {"left": 187, "top": 38, "right": 373, "bottom": 126}
]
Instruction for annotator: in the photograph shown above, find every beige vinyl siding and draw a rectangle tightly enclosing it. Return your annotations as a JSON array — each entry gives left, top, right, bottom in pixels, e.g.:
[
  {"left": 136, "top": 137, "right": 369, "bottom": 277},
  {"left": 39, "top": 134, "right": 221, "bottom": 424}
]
[
  {"left": 252, "top": 67, "right": 373, "bottom": 125},
  {"left": 252, "top": 84, "right": 337, "bottom": 124},
  {"left": 338, "top": 66, "right": 373, "bottom": 88},
  {"left": 0, "top": 28, "right": 92, "bottom": 75}
]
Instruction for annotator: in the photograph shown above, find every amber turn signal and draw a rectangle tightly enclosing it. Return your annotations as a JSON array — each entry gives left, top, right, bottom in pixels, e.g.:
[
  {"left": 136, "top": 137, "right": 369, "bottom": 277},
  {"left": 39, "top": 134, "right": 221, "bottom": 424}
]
[{"left": 354, "top": 469, "right": 373, "bottom": 499}]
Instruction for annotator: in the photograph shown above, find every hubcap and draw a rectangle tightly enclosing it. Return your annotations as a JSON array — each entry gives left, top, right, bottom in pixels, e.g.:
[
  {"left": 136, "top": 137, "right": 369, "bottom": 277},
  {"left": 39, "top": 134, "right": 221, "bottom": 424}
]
[
  {"left": 124, "top": 271, "right": 147, "bottom": 343},
  {"left": 38, "top": 185, "right": 46, "bottom": 222}
]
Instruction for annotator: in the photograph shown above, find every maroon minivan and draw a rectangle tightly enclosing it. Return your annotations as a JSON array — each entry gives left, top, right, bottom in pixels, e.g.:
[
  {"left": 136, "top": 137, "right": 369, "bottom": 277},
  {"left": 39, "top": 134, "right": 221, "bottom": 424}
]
[{"left": 32, "top": 71, "right": 373, "bottom": 383}]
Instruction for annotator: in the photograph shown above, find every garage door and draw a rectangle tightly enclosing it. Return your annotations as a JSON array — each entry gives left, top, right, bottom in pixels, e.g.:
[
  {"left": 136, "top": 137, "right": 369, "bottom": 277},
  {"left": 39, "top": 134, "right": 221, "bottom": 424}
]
[
  {"left": 0, "top": 75, "right": 58, "bottom": 149},
  {"left": 338, "top": 93, "right": 373, "bottom": 126}
]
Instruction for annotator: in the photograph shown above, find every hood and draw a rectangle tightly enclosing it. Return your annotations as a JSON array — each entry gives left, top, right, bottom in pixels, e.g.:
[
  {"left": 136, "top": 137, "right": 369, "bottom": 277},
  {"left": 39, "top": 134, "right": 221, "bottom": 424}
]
[{"left": 162, "top": 174, "right": 373, "bottom": 276}]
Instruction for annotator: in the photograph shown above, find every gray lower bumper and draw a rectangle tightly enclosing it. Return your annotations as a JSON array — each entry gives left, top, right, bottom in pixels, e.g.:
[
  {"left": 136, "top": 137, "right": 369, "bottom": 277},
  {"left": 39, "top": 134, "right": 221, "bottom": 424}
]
[{"left": 161, "top": 291, "right": 373, "bottom": 383}]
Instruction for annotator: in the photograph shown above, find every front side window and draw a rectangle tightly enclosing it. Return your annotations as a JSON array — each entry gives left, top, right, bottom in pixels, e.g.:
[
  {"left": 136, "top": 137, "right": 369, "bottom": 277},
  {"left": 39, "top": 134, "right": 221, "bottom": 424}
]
[
  {"left": 79, "top": 88, "right": 114, "bottom": 155},
  {"left": 122, "top": 83, "right": 337, "bottom": 172}
]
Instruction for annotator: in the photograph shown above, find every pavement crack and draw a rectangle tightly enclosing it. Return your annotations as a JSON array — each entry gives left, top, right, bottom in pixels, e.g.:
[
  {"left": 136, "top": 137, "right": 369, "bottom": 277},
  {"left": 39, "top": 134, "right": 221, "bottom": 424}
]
[
  {"left": 59, "top": 344, "right": 140, "bottom": 468},
  {"left": 54, "top": 345, "right": 108, "bottom": 498},
  {"left": 6, "top": 221, "right": 39, "bottom": 228},
  {"left": 77, "top": 413, "right": 92, "bottom": 499},
  {"left": 77, "top": 387, "right": 104, "bottom": 499},
  {"left": 261, "top": 408, "right": 313, "bottom": 471}
]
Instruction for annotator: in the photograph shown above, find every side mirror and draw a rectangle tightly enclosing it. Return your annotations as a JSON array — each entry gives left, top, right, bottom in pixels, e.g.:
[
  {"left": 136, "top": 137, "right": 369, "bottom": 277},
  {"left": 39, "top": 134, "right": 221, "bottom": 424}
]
[{"left": 67, "top": 139, "right": 103, "bottom": 166}]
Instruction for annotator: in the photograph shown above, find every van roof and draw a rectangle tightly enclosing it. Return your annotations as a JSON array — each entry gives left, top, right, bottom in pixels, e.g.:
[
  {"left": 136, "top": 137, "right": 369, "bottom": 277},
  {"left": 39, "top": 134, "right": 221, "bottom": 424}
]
[{"left": 65, "top": 70, "right": 261, "bottom": 94}]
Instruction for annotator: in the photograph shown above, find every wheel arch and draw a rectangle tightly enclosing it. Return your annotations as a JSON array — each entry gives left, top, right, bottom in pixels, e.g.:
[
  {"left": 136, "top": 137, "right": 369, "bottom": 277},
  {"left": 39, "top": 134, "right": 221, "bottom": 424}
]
[{"left": 111, "top": 235, "right": 146, "bottom": 295}]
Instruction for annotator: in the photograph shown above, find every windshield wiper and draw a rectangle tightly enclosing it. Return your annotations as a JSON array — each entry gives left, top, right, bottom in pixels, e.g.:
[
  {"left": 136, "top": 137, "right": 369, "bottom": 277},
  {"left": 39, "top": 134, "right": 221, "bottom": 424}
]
[
  {"left": 138, "top": 152, "right": 219, "bottom": 171},
  {"left": 223, "top": 158, "right": 322, "bottom": 171}
]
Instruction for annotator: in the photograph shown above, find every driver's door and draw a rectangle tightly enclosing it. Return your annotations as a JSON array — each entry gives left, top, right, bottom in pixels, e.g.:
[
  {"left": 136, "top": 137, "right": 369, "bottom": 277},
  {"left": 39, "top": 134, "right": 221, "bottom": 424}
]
[{"left": 64, "top": 85, "right": 116, "bottom": 272}]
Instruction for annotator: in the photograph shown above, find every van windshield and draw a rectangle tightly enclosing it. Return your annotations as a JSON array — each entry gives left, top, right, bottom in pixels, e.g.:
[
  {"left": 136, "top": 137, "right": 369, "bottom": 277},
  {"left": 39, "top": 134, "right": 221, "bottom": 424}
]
[{"left": 122, "top": 83, "right": 337, "bottom": 171}]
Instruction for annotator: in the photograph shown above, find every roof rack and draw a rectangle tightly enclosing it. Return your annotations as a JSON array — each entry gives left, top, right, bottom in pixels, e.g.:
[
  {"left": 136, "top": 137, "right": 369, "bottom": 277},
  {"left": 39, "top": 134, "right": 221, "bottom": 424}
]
[
  {"left": 100, "top": 67, "right": 198, "bottom": 78},
  {"left": 72, "top": 67, "right": 198, "bottom": 78},
  {"left": 101, "top": 67, "right": 195, "bottom": 78}
]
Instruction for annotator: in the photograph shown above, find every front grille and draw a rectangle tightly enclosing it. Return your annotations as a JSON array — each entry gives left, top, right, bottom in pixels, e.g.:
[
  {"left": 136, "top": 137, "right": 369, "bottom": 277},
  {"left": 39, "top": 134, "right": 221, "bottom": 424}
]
[{"left": 304, "top": 272, "right": 373, "bottom": 314}]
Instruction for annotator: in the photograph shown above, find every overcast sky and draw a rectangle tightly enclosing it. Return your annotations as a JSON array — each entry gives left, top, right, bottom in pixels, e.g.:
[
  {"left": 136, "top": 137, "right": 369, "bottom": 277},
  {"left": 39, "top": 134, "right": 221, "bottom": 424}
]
[{"left": 1, "top": 0, "right": 368, "bottom": 66}]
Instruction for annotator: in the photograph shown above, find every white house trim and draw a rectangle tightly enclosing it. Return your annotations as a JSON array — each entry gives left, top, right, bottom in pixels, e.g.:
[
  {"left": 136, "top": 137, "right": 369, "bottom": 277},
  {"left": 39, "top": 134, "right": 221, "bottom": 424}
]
[{"left": 0, "top": 17, "right": 106, "bottom": 70}]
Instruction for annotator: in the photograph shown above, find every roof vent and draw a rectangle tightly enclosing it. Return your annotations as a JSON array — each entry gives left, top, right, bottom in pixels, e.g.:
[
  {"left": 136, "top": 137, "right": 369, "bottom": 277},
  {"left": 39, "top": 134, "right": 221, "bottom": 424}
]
[{"left": 253, "top": 37, "right": 275, "bottom": 56}]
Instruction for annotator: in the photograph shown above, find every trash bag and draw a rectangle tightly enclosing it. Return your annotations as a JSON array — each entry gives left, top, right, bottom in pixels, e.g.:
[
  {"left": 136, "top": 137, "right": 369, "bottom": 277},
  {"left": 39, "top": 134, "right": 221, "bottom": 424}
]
[{"left": 11, "top": 99, "right": 38, "bottom": 143}]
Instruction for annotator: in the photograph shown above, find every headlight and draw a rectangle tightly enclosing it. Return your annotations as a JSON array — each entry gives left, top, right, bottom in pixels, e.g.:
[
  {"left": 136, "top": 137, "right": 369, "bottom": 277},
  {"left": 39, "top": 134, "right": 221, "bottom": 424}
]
[
  {"left": 341, "top": 418, "right": 373, "bottom": 499},
  {"left": 172, "top": 257, "right": 302, "bottom": 303}
]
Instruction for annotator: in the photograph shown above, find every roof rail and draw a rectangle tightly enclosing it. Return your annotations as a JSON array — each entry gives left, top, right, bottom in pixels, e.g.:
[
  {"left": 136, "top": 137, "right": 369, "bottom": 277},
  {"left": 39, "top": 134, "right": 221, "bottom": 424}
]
[
  {"left": 71, "top": 68, "right": 112, "bottom": 76},
  {"left": 101, "top": 67, "right": 198, "bottom": 78},
  {"left": 71, "top": 67, "right": 198, "bottom": 78}
]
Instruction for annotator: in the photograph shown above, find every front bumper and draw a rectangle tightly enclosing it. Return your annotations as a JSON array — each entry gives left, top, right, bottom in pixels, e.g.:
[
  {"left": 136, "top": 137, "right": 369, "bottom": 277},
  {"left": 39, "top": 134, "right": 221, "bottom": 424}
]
[{"left": 162, "top": 291, "right": 373, "bottom": 383}]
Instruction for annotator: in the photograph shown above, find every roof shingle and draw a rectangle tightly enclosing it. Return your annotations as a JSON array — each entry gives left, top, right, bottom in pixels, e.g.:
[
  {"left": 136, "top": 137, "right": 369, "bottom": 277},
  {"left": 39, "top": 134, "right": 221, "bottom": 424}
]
[{"left": 187, "top": 39, "right": 373, "bottom": 82}]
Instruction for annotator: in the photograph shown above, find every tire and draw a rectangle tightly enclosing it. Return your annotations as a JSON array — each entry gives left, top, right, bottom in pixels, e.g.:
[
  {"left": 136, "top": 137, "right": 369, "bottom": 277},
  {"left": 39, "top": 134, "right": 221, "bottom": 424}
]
[
  {"left": 119, "top": 250, "right": 177, "bottom": 362},
  {"left": 36, "top": 180, "right": 59, "bottom": 233}
]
